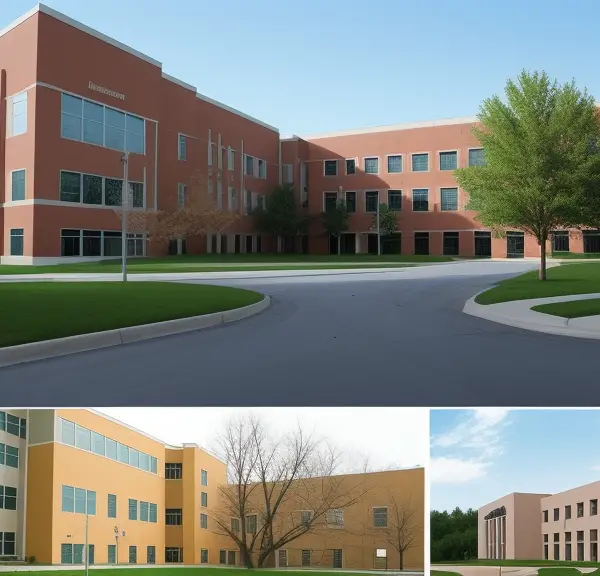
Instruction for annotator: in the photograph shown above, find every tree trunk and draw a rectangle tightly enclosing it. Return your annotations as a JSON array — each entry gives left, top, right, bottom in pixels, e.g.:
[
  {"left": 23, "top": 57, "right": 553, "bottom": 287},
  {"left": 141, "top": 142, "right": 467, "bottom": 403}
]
[
  {"left": 338, "top": 234, "right": 341, "bottom": 255},
  {"left": 539, "top": 238, "right": 547, "bottom": 281},
  {"left": 399, "top": 549, "right": 404, "bottom": 570}
]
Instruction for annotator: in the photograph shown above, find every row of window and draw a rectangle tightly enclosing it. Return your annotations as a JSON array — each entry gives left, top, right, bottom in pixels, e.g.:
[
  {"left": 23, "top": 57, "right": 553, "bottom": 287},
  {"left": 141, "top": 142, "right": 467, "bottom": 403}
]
[
  {"left": 0, "top": 444, "right": 19, "bottom": 469},
  {"left": 164, "top": 463, "right": 208, "bottom": 485},
  {"left": 552, "top": 230, "right": 600, "bottom": 253},
  {"left": 544, "top": 499, "right": 600, "bottom": 522},
  {"left": 543, "top": 531, "right": 600, "bottom": 561},
  {"left": 60, "top": 418, "right": 158, "bottom": 474},
  {"left": 60, "top": 229, "right": 146, "bottom": 258},
  {"left": 60, "top": 170, "right": 144, "bottom": 208},
  {"left": 0, "top": 412, "right": 26, "bottom": 439},
  {"left": 323, "top": 149, "right": 485, "bottom": 177},
  {"left": 165, "top": 507, "right": 209, "bottom": 526},
  {"left": 324, "top": 188, "right": 459, "bottom": 213},
  {"left": 61, "top": 93, "right": 145, "bottom": 154}
]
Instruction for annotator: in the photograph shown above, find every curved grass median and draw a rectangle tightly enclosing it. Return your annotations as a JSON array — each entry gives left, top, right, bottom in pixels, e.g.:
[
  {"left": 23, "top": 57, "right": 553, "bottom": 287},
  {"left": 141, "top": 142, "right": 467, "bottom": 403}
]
[
  {"left": 532, "top": 297, "right": 600, "bottom": 319},
  {"left": 0, "top": 282, "right": 263, "bottom": 348},
  {"left": 475, "top": 263, "right": 600, "bottom": 305}
]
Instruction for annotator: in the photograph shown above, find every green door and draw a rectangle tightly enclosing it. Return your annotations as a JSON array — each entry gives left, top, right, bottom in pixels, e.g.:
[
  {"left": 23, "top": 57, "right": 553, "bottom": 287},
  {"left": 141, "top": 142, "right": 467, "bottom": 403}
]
[
  {"left": 88, "top": 545, "right": 95, "bottom": 565},
  {"left": 108, "top": 545, "right": 116, "bottom": 564}
]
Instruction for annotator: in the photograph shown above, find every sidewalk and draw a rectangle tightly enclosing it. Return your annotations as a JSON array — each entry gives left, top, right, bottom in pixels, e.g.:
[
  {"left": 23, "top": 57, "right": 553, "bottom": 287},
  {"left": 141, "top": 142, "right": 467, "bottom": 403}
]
[{"left": 463, "top": 292, "right": 600, "bottom": 339}]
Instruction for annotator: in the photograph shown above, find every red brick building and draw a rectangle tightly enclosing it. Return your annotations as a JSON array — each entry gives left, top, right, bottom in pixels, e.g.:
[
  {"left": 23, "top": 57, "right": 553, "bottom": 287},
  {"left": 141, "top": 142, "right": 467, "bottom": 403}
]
[{"left": 1, "top": 4, "right": 598, "bottom": 263}]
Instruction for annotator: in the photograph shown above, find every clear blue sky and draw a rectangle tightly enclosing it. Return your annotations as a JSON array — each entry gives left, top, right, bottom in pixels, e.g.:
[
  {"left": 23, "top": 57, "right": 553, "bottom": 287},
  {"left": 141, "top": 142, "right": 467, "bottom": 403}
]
[
  {"left": 431, "top": 409, "right": 600, "bottom": 513},
  {"left": 4, "top": 0, "right": 600, "bottom": 135}
]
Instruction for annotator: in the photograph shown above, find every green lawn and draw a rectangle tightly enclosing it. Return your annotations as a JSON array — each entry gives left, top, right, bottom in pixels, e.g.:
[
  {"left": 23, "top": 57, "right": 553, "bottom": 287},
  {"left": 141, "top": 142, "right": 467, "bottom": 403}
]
[
  {"left": 0, "top": 282, "right": 263, "bottom": 348},
  {"left": 532, "top": 297, "right": 600, "bottom": 318},
  {"left": 0, "top": 570, "right": 379, "bottom": 576},
  {"left": 432, "top": 571, "right": 462, "bottom": 576},
  {"left": 475, "top": 263, "right": 600, "bottom": 305},
  {"left": 0, "top": 254, "right": 452, "bottom": 275},
  {"left": 435, "top": 560, "right": 600, "bottom": 567},
  {"left": 551, "top": 252, "right": 600, "bottom": 259}
]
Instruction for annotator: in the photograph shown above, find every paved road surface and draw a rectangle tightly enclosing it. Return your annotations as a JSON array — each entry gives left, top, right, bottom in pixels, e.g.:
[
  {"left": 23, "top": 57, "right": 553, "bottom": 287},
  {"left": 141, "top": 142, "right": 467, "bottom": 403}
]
[{"left": 1, "top": 261, "right": 598, "bottom": 406}]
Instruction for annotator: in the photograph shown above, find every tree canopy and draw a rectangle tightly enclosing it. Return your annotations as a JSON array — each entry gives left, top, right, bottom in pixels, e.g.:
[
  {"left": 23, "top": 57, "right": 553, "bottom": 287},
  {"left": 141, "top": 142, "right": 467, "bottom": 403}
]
[
  {"left": 430, "top": 507, "right": 477, "bottom": 563},
  {"left": 454, "top": 69, "right": 600, "bottom": 279},
  {"left": 252, "top": 184, "right": 307, "bottom": 240},
  {"left": 322, "top": 199, "right": 350, "bottom": 254}
]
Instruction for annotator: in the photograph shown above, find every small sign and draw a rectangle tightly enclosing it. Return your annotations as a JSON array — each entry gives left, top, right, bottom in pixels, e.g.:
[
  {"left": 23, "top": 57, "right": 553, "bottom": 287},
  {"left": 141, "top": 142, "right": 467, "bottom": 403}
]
[{"left": 88, "top": 81, "right": 125, "bottom": 101}]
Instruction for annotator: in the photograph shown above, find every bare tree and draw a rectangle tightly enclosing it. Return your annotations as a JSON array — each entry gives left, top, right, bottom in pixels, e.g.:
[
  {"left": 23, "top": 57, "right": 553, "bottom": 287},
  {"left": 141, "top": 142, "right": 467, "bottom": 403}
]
[
  {"left": 214, "top": 415, "right": 371, "bottom": 568},
  {"left": 116, "top": 171, "right": 238, "bottom": 246},
  {"left": 383, "top": 491, "right": 420, "bottom": 570}
]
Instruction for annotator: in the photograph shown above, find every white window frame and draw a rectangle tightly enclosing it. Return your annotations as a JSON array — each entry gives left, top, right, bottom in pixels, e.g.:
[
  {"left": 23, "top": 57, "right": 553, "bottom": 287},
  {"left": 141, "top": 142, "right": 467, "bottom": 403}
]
[
  {"left": 386, "top": 153, "right": 403, "bottom": 174},
  {"left": 178, "top": 134, "right": 187, "bottom": 161},
  {"left": 323, "top": 159, "right": 338, "bottom": 177},
  {"left": 411, "top": 152, "right": 430, "bottom": 173},
  {"left": 345, "top": 158, "right": 357, "bottom": 176},
  {"left": 11, "top": 91, "right": 28, "bottom": 137},
  {"left": 438, "top": 149, "right": 459, "bottom": 171},
  {"left": 364, "top": 190, "right": 380, "bottom": 213},
  {"left": 440, "top": 186, "right": 459, "bottom": 211},
  {"left": 363, "top": 156, "right": 380, "bottom": 175}
]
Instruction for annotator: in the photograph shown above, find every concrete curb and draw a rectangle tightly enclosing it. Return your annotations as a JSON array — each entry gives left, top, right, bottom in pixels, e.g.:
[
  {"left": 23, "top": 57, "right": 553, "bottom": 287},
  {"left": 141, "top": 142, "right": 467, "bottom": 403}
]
[
  {"left": 0, "top": 296, "right": 271, "bottom": 369},
  {"left": 463, "top": 291, "right": 600, "bottom": 340}
]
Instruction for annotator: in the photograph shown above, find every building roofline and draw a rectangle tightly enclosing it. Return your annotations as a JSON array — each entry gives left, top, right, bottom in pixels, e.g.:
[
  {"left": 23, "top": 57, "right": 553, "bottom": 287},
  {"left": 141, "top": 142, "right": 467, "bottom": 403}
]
[
  {"left": 0, "top": 4, "right": 277, "bottom": 133},
  {"left": 301, "top": 116, "right": 479, "bottom": 140}
]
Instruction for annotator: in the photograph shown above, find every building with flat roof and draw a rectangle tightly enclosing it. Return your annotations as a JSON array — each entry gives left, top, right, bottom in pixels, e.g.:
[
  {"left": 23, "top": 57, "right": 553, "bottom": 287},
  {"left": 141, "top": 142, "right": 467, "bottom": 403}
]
[
  {"left": 479, "top": 483, "right": 600, "bottom": 562},
  {"left": 2, "top": 409, "right": 424, "bottom": 569},
  {"left": 3, "top": 4, "right": 596, "bottom": 263}
]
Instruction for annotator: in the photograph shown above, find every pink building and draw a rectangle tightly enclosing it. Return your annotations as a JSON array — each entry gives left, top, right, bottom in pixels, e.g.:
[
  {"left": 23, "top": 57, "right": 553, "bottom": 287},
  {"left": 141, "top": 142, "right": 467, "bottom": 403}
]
[{"left": 479, "top": 484, "right": 600, "bottom": 561}]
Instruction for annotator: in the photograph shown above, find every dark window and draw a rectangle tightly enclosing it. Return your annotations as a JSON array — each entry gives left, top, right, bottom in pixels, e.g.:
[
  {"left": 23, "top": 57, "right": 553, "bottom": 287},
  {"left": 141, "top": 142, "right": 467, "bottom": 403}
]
[
  {"left": 200, "top": 513, "right": 208, "bottom": 529},
  {"left": 0, "top": 486, "right": 17, "bottom": 510},
  {"left": 345, "top": 158, "right": 356, "bottom": 175},
  {"left": 475, "top": 231, "right": 492, "bottom": 257},
  {"left": 373, "top": 507, "right": 388, "bottom": 527},
  {"left": 61, "top": 229, "right": 81, "bottom": 257},
  {"left": 107, "top": 494, "right": 116, "bottom": 518},
  {"left": 578, "top": 502, "right": 584, "bottom": 518},
  {"left": 412, "top": 189, "right": 428, "bottom": 211},
  {"left": 228, "top": 551, "right": 236, "bottom": 565},
  {"left": 246, "top": 514, "right": 257, "bottom": 533},
  {"left": 82, "top": 174, "right": 102, "bottom": 205},
  {"left": 365, "top": 191, "right": 379, "bottom": 213},
  {"left": 566, "top": 505, "right": 572, "bottom": 520},
  {"left": 201, "top": 492, "right": 207, "bottom": 507},
  {"left": 82, "top": 230, "right": 102, "bottom": 257},
  {"left": 231, "top": 518, "right": 240, "bottom": 532},
  {"left": 130, "top": 182, "right": 144, "bottom": 208},
  {"left": 128, "top": 499, "right": 137, "bottom": 521},
  {"left": 440, "top": 151, "right": 457, "bottom": 170},
  {"left": 468, "top": 148, "right": 486, "bottom": 166},
  {"left": 345, "top": 191, "right": 356, "bottom": 213},
  {"left": 219, "top": 550, "right": 227, "bottom": 565},
  {"left": 60, "top": 171, "right": 81, "bottom": 203},
  {"left": 139, "top": 501, "right": 149, "bottom": 522},
  {"left": 333, "top": 549, "right": 343, "bottom": 568},
  {"left": 9, "top": 229, "right": 24, "bottom": 256},
  {"left": 324, "top": 160, "right": 338, "bottom": 176},
  {"left": 443, "top": 232, "right": 460, "bottom": 256},
  {"left": 412, "top": 153, "right": 428, "bottom": 172},
  {"left": 104, "top": 178, "right": 123, "bottom": 206},
  {"left": 414, "top": 233, "right": 429, "bottom": 256},
  {"left": 507, "top": 231, "right": 525, "bottom": 258},
  {"left": 129, "top": 546, "right": 137, "bottom": 564},
  {"left": 201, "top": 470, "right": 208, "bottom": 486},
  {"left": 324, "top": 192, "right": 337, "bottom": 212},
  {"left": 591, "top": 500, "right": 598, "bottom": 516},
  {"left": 552, "top": 231, "right": 570, "bottom": 252},
  {"left": 147, "top": 546, "right": 156, "bottom": 564},
  {"left": 583, "top": 230, "right": 600, "bottom": 253},
  {"left": 554, "top": 508, "right": 560, "bottom": 521},
  {"left": 302, "top": 550, "right": 311, "bottom": 566},
  {"left": 388, "top": 190, "right": 402, "bottom": 211},
  {"left": 166, "top": 509, "right": 182, "bottom": 525},
  {"left": 165, "top": 463, "right": 182, "bottom": 479},
  {"left": 200, "top": 549, "right": 208, "bottom": 564},
  {"left": 543, "top": 510, "right": 548, "bottom": 522},
  {"left": 1, "top": 533, "right": 15, "bottom": 556},
  {"left": 11, "top": 170, "right": 25, "bottom": 201},
  {"left": 165, "top": 548, "right": 183, "bottom": 563},
  {"left": 441, "top": 187, "right": 458, "bottom": 211},
  {"left": 387, "top": 155, "right": 402, "bottom": 173}
]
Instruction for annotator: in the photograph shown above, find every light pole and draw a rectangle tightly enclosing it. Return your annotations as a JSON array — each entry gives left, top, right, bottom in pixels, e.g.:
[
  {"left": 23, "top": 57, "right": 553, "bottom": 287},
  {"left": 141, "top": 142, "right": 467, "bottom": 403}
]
[
  {"left": 376, "top": 198, "right": 381, "bottom": 256},
  {"left": 121, "top": 152, "right": 131, "bottom": 282},
  {"left": 66, "top": 512, "right": 89, "bottom": 576},
  {"left": 114, "top": 525, "right": 125, "bottom": 565}
]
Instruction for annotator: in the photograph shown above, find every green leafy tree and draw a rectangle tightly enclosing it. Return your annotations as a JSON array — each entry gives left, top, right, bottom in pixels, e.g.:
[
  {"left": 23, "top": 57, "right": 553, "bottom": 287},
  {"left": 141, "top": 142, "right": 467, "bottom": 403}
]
[
  {"left": 430, "top": 508, "right": 478, "bottom": 563},
  {"left": 322, "top": 200, "right": 350, "bottom": 254},
  {"left": 252, "top": 184, "right": 307, "bottom": 251},
  {"left": 373, "top": 204, "right": 398, "bottom": 236},
  {"left": 454, "top": 70, "right": 600, "bottom": 280}
]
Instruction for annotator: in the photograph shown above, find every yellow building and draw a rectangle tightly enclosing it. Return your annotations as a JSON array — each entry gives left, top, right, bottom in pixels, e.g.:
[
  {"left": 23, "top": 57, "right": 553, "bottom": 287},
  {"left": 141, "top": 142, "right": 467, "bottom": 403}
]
[{"left": 0, "top": 409, "right": 423, "bottom": 570}]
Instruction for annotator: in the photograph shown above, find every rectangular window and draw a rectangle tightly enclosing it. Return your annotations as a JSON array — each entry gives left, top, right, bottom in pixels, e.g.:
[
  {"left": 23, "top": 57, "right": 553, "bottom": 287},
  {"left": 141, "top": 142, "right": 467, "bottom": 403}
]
[
  {"left": 279, "top": 549, "right": 288, "bottom": 568},
  {"left": 86, "top": 491, "right": 96, "bottom": 515},
  {"left": 346, "top": 158, "right": 356, "bottom": 175},
  {"left": 61, "top": 543, "right": 73, "bottom": 564},
  {"left": 11, "top": 92, "right": 27, "bottom": 136},
  {"left": 282, "top": 164, "right": 293, "bottom": 183},
  {"left": 439, "top": 151, "right": 458, "bottom": 170},
  {"left": 201, "top": 469, "right": 208, "bottom": 486},
  {"left": 0, "top": 486, "right": 17, "bottom": 511},
  {"left": 246, "top": 515, "right": 257, "bottom": 533},
  {"left": 166, "top": 463, "right": 182, "bottom": 479},
  {"left": 6, "top": 416, "right": 19, "bottom": 437},
  {"left": 324, "top": 192, "right": 337, "bottom": 212},
  {"left": 591, "top": 499, "right": 598, "bottom": 516},
  {"left": 324, "top": 160, "right": 338, "bottom": 176},
  {"left": 166, "top": 509, "right": 182, "bottom": 525},
  {"left": 166, "top": 548, "right": 183, "bottom": 563},
  {"left": 388, "top": 190, "right": 402, "bottom": 211},
  {"left": 302, "top": 550, "right": 311, "bottom": 567},
  {"left": 228, "top": 148, "right": 235, "bottom": 171},
  {"left": 9, "top": 229, "right": 24, "bottom": 257},
  {"left": 412, "top": 189, "right": 429, "bottom": 212},
  {"left": 178, "top": 134, "right": 187, "bottom": 161},
  {"left": 139, "top": 501, "right": 149, "bottom": 522},
  {"left": 219, "top": 550, "right": 227, "bottom": 565},
  {"left": 543, "top": 510, "right": 549, "bottom": 522},
  {"left": 554, "top": 508, "right": 559, "bottom": 521},
  {"left": 108, "top": 545, "right": 116, "bottom": 565},
  {"left": 130, "top": 182, "right": 144, "bottom": 208},
  {"left": 107, "top": 494, "right": 117, "bottom": 518},
  {"left": 244, "top": 155, "right": 254, "bottom": 176},
  {"left": 129, "top": 545, "right": 137, "bottom": 564},
  {"left": 228, "top": 551, "right": 236, "bottom": 565},
  {"left": 11, "top": 170, "right": 25, "bottom": 201},
  {"left": 326, "top": 508, "right": 344, "bottom": 527},
  {"left": 412, "top": 153, "right": 429, "bottom": 171},
  {"left": 373, "top": 507, "right": 388, "bottom": 527},
  {"left": 365, "top": 191, "right": 379, "bottom": 213},
  {"left": 149, "top": 503, "right": 158, "bottom": 523},
  {"left": 177, "top": 183, "right": 187, "bottom": 209},
  {"left": 441, "top": 187, "right": 459, "bottom": 211},
  {"left": 4, "top": 446, "right": 18, "bottom": 469},
  {"left": 105, "top": 108, "right": 125, "bottom": 151},
  {"left": 62, "top": 485, "right": 75, "bottom": 512},
  {"left": 364, "top": 157, "right": 379, "bottom": 174},
  {"left": 60, "top": 171, "right": 82, "bottom": 203},
  {"left": 258, "top": 159, "right": 267, "bottom": 179},
  {"left": 201, "top": 492, "right": 208, "bottom": 507},
  {"left": 75, "top": 488, "right": 86, "bottom": 514},
  {"left": 105, "top": 178, "right": 122, "bottom": 206},
  {"left": 300, "top": 511, "right": 313, "bottom": 526},
  {"left": 201, "top": 549, "right": 208, "bottom": 564},
  {"left": 566, "top": 505, "right": 572, "bottom": 520},
  {"left": 82, "top": 174, "right": 103, "bottom": 205},
  {"left": 443, "top": 232, "right": 460, "bottom": 256},
  {"left": 200, "top": 513, "right": 208, "bottom": 529},
  {"left": 578, "top": 502, "right": 584, "bottom": 518},
  {"left": 552, "top": 231, "right": 570, "bottom": 252},
  {"left": 345, "top": 191, "right": 356, "bottom": 213},
  {"left": 231, "top": 518, "right": 240, "bottom": 532},
  {"left": 118, "top": 443, "right": 129, "bottom": 464},
  {"left": 387, "top": 155, "right": 402, "bottom": 173},
  {"left": 126, "top": 113, "right": 146, "bottom": 154},
  {"left": 468, "top": 148, "right": 486, "bottom": 166},
  {"left": 83, "top": 100, "right": 104, "bottom": 146},
  {"left": 129, "top": 499, "right": 138, "bottom": 521}
]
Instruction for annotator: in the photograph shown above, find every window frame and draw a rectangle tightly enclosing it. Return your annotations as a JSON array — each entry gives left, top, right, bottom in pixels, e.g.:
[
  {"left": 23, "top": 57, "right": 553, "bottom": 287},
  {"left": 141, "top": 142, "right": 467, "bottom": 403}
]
[
  {"left": 372, "top": 505, "right": 389, "bottom": 528},
  {"left": 363, "top": 156, "right": 380, "bottom": 175},
  {"left": 178, "top": 134, "right": 187, "bottom": 161},
  {"left": 323, "top": 191, "right": 338, "bottom": 213},
  {"left": 386, "top": 154, "right": 403, "bottom": 174},
  {"left": 9, "top": 229, "right": 24, "bottom": 257},
  {"left": 10, "top": 169, "right": 26, "bottom": 202},
  {"left": 387, "top": 190, "right": 402, "bottom": 212},
  {"left": 323, "top": 159, "right": 338, "bottom": 177},
  {"left": 10, "top": 91, "right": 28, "bottom": 137},
  {"left": 412, "top": 189, "right": 429, "bottom": 212},
  {"left": 345, "top": 158, "right": 357, "bottom": 175},
  {"left": 364, "top": 190, "right": 379, "bottom": 214},
  {"left": 345, "top": 191, "right": 357, "bottom": 213},
  {"left": 411, "top": 152, "right": 429, "bottom": 173},
  {"left": 438, "top": 149, "right": 459, "bottom": 171},
  {"left": 440, "top": 187, "right": 459, "bottom": 211},
  {"left": 468, "top": 147, "right": 486, "bottom": 167}
]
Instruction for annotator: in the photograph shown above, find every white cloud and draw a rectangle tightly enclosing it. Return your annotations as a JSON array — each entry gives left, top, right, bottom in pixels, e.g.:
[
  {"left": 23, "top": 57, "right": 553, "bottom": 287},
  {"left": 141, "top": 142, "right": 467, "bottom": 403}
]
[{"left": 430, "top": 409, "right": 511, "bottom": 485}]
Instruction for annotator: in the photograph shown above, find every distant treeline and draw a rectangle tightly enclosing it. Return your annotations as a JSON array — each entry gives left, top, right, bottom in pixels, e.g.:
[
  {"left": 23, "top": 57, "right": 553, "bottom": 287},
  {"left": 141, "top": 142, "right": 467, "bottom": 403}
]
[{"left": 431, "top": 507, "right": 478, "bottom": 563}]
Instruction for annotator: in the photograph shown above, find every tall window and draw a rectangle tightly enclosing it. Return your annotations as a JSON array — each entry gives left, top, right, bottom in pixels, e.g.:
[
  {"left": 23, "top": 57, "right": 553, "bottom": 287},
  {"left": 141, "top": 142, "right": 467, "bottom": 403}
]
[
  {"left": 11, "top": 170, "right": 25, "bottom": 201},
  {"left": 373, "top": 507, "right": 388, "bottom": 527},
  {"left": 439, "top": 151, "right": 458, "bottom": 170},
  {"left": 0, "top": 486, "right": 17, "bottom": 510},
  {"left": 246, "top": 515, "right": 257, "bottom": 533},
  {"left": 61, "top": 93, "right": 144, "bottom": 154},
  {"left": 388, "top": 190, "right": 402, "bottom": 211},
  {"left": 443, "top": 232, "right": 460, "bottom": 256},
  {"left": 0, "top": 533, "right": 15, "bottom": 556},
  {"left": 244, "top": 155, "right": 254, "bottom": 176},
  {"left": 177, "top": 184, "right": 187, "bottom": 209},
  {"left": 441, "top": 187, "right": 459, "bottom": 211},
  {"left": 412, "top": 189, "right": 429, "bottom": 212},
  {"left": 201, "top": 492, "right": 208, "bottom": 507},
  {"left": 365, "top": 191, "right": 379, "bottom": 213},
  {"left": 200, "top": 513, "right": 208, "bottom": 529},
  {"left": 228, "top": 148, "right": 235, "bottom": 171},
  {"left": 129, "top": 546, "right": 137, "bottom": 564},
  {"left": 282, "top": 164, "right": 293, "bottom": 183},
  {"left": 387, "top": 155, "right": 402, "bottom": 173},
  {"left": 201, "top": 469, "right": 208, "bottom": 486},
  {"left": 129, "top": 499, "right": 138, "bottom": 521},
  {"left": 107, "top": 494, "right": 117, "bottom": 518},
  {"left": 11, "top": 92, "right": 27, "bottom": 136},
  {"left": 9, "top": 230, "right": 24, "bottom": 257},
  {"left": 364, "top": 157, "right": 379, "bottom": 174},
  {"left": 345, "top": 191, "right": 356, "bottom": 213},
  {"left": 323, "top": 192, "right": 337, "bottom": 212},
  {"left": 345, "top": 158, "right": 356, "bottom": 175},
  {"left": 178, "top": 134, "right": 187, "bottom": 161},
  {"left": 258, "top": 159, "right": 267, "bottom": 179},
  {"left": 412, "top": 153, "right": 429, "bottom": 172}
]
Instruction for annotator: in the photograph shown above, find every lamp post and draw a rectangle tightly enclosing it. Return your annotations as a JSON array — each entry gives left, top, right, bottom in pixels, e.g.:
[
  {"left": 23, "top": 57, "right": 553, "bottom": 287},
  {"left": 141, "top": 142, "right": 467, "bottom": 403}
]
[
  {"left": 376, "top": 198, "right": 381, "bottom": 256},
  {"left": 121, "top": 152, "right": 131, "bottom": 282},
  {"left": 114, "top": 525, "right": 125, "bottom": 565},
  {"left": 66, "top": 512, "right": 88, "bottom": 576}
]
